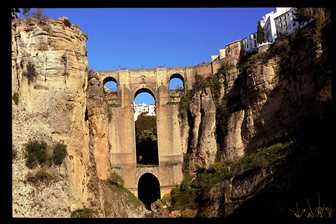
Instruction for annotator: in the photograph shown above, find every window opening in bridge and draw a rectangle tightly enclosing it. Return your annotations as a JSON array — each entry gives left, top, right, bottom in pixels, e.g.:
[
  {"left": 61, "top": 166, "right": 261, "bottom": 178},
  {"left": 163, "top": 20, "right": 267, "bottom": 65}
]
[
  {"left": 169, "top": 74, "right": 184, "bottom": 90},
  {"left": 134, "top": 89, "right": 158, "bottom": 166},
  {"left": 138, "top": 173, "right": 160, "bottom": 210},
  {"left": 103, "top": 77, "right": 118, "bottom": 93}
]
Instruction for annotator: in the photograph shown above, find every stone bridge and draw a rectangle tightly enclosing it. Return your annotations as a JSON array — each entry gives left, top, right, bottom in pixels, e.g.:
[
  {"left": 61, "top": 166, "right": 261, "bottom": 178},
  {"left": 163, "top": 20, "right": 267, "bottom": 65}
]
[{"left": 93, "top": 57, "right": 235, "bottom": 207}]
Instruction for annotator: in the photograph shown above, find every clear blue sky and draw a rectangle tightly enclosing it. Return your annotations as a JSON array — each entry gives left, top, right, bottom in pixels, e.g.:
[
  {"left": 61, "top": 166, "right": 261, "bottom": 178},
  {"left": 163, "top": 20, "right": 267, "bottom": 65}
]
[{"left": 23, "top": 8, "right": 274, "bottom": 104}]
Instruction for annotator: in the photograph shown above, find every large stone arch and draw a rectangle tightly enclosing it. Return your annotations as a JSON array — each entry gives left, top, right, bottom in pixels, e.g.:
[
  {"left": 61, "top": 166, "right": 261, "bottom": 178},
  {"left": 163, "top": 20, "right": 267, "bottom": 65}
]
[
  {"left": 137, "top": 172, "right": 161, "bottom": 210},
  {"left": 133, "top": 87, "right": 157, "bottom": 103},
  {"left": 103, "top": 76, "right": 118, "bottom": 86}
]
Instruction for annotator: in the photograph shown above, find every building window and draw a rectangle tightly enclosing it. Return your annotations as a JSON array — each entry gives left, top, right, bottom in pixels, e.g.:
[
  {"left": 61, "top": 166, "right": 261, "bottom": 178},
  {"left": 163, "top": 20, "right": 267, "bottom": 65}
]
[{"left": 293, "top": 22, "right": 296, "bottom": 27}]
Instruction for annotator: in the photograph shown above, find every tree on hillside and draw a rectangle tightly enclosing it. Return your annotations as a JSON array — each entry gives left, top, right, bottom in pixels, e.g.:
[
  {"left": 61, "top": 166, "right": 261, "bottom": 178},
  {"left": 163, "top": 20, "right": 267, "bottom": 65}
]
[
  {"left": 33, "top": 8, "right": 44, "bottom": 20},
  {"left": 21, "top": 8, "right": 45, "bottom": 20},
  {"left": 257, "top": 21, "right": 264, "bottom": 44},
  {"left": 135, "top": 113, "right": 157, "bottom": 143},
  {"left": 22, "top": 8, "right": 31, "bottom": 16}
]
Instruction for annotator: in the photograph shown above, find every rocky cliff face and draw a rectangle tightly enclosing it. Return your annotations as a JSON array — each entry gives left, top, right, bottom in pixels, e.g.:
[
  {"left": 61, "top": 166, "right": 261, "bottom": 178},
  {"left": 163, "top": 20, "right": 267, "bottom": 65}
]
[
  {"left": 181, "top": 18, "right": 332, "bottom": 174},
  {"left": 12, "top": 9, "right": 332, "bottom": 218},
  {"left": 179, "top": 10, "right": 332, "bottom": 217},
  {"left": 11, "top": 16, "right": 102, "bottom": 217},
  {"left": 86, "top": 72, "right": 110, "bottom": 181},
  {"left": 11, "top": 16, "right": 98, "bottom": 217},
  {"left": 12, "top": 16, "right": 146, "bottom": 217},
  {"left": 180, "top": 88, "right": 217, "bottom": 172}
]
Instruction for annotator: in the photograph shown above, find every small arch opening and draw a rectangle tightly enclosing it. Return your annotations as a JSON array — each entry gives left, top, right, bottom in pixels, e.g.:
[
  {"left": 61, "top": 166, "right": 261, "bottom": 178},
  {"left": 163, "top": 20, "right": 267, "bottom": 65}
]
[
  {"left": 138, "top": 173, "right": 161, "bottom": 210},
  {"left": 103, "top": 77, "right": 118, "bottom": 93},
  {"left": 169, "top": 74, "right": 185, "bottom": 90}
]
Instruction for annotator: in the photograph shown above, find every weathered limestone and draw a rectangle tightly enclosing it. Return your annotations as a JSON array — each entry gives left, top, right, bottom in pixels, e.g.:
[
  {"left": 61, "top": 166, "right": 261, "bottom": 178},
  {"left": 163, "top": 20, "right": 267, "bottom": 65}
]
[
  {"left": 12, "top": 16, "right": 97, "bottom": 217},
  {"left": 184, "top": 88, "right": 217, "bottom": 172},
  {"left": 223, "top": 110, "right": 245, "bottom": 161}
]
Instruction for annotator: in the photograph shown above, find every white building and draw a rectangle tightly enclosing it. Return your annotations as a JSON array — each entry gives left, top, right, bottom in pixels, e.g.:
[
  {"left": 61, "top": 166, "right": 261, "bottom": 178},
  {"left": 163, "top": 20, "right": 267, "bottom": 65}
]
[
  {"left": 260, "top": 7, "right": 292, "bottom": 43},
  {"left": 211, "top": 48, "right": 226, "bottom": 61},
  {"left": 242, "top": 32, "right": 258, "bottom": 53},
  {"left": 211, "top": 40, "right": 242, "bottom": 61},
  {"left": 274, "top": 8, "right": 297, "bottom": 36},
  {"left": 274, "top": 8, "right": 311, "bottom": 37},
  {"left": 219, "top": 48, "right": 227, "bottom": 59},
  {"left": 134, "top": 103, "right": 156, "bottom": 121},
  {"left": 211, "top": 55, "right": 219, "bottom": 61}
]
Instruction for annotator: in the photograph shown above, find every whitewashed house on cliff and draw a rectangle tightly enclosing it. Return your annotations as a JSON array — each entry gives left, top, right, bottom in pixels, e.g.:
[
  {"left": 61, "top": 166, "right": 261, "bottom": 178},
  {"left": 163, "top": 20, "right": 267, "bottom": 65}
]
[
  {"left": 134, "top": 103, "right": 156, "bottom": 121},
  {"left": 260, "top": 7, "right": 292, "bottom": 44},
  {"left": 242, "top": 32, "right": 258, "bottom": 53}
]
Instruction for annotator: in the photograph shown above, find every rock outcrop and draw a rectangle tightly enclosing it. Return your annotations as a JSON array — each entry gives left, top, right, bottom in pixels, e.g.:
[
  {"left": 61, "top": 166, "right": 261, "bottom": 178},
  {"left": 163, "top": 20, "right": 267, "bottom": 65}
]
[
  {"left": 12, "top": 16, "right": 103, "bottom": 217},
  {"left": 100, "top": 181, "right": 146, "bottom": 217},
  {"left": 180, "top": 16, "right": 332, "bottom": 174},
  {"left": 86, "top": 72, "right": 110, "bottom": 180},
  {"left": 180, "top": 10, "right": 332, "bottom": 217},
  {"left": 182, "top": 88, "right": 217, "bottom": 172}
]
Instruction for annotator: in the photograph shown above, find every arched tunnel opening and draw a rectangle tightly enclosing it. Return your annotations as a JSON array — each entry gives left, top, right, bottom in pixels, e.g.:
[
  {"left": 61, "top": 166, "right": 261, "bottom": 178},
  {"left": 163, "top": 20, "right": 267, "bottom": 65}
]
[
  {"left": 134, "top": 89, "right": 159, "bottom": 165},
  {"left": 138, "top": 173, "right": 161, "bottom": 210}
]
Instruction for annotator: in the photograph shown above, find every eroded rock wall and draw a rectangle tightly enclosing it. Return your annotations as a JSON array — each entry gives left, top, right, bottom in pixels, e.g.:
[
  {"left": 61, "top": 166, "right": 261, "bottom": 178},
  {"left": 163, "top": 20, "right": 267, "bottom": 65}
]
[
  {"left": 180, "top": 17, "right": 332, "bottom": 174},
  {"left": 12, "top": 16, "right": 102, "bottom": 217},
  {"left": 181, "top": 12, "right": 332, "bottom": 217}
]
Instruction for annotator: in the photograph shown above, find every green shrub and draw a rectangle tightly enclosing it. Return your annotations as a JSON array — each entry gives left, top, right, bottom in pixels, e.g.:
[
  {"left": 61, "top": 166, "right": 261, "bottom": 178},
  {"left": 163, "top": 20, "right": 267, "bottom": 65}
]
[
  {"left": 26, "top": 168, "right": 56, "bottom": 185},
  {"left": 181, "top": 209, "right": 196, "bottom": 218},
  {"left": 25, "top": 140, "right": 47, "bottom": 169},
  {"left": 12, "top": 92, "right": 19, "bottom": 105},
  {"left": 63, "top": 18, "right": 72, "bottom": 27},
  {"left": 42, "top": 24, "right": 51, "bottom": 33},
  {"left": 83, "top": 33, "right": 88, "bottom": 40},
  {"left": 71, "top": 208, "right": 98, "bottom": 218},
  {"left": 52, "top": 143, "right": 67, "bottom": 165},
  {"left": 179, "top": 91, "right": 192, "bottom": 110},
  {"left": 65, "top": 102, "right": 74, "bottom": 111},
  {"left": 161, "top": 193, "right": 172, "bottom": 206},
  {"left": 108, "top": 171, "right": 124, "bottom": 187},
  {"left": 229, "top": 140, "right": 295, "bottom": 178},
  {"left": 170, "top": 174, "right": 198, "bottom": 210},
  {"left": 135, "top": 113, "right": 157, "bottom": 143},
  {"left": 23, "top": 61, "right": 38, "bottom": 85}
]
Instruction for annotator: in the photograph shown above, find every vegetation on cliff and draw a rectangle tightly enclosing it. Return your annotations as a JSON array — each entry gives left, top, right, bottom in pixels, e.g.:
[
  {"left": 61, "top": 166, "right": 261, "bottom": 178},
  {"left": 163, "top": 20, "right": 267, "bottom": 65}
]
[
  {"left": 25, "top": 140, "right": 67, "bottom": 169},
  {"left": 135, "top": 113, "right": 157, "bottom": 143},
  {"left": 167, "top": 140, "right": 296, "bottom": 211},
  {"left": 106, "top": 172, "right": 143, "bottom": 207},
  {"left": 71, "top": 208, "right": 98, "bottom": 218}
]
